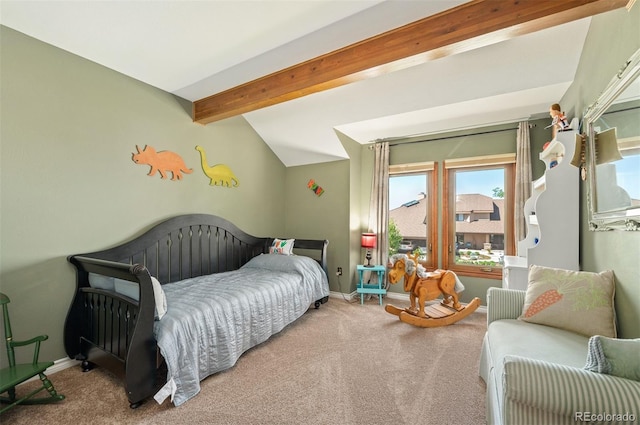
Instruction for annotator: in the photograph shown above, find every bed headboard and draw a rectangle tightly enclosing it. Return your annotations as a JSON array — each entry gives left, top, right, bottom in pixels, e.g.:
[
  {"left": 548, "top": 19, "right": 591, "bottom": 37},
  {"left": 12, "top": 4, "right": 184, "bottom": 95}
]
[
  {"left": 284, "top": 238, "right": 328, "bottom": 275},
  {"left": 71, "top": 214, "right": 328, "bottom": 284}
]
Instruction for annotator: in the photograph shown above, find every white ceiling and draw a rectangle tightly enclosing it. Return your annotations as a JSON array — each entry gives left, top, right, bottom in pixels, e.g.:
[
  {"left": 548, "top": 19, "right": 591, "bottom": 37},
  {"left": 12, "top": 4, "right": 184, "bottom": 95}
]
[{"left": 1, "top": 0, "right": 591, "bottom": 167}]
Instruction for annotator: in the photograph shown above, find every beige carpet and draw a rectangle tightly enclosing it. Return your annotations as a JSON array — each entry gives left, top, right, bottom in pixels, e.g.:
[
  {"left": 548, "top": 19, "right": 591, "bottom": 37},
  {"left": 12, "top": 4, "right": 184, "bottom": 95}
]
[{"left": 4, "top": 297, "right": 488, "bottom": 425}]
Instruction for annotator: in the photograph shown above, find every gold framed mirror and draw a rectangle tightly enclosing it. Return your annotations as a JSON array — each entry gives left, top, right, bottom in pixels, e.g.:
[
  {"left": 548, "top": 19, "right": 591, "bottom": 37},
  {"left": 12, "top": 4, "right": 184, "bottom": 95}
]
[{"left": 583, "top": 48, "right": 640, "bottom": 231}]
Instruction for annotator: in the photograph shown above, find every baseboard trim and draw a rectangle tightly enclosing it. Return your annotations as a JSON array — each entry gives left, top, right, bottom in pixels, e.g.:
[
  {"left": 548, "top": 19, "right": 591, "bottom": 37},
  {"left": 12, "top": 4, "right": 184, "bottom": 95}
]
[
  {"left": 329, "top": 290, "right": 356, "bottom": 301},
  {"left": 48, "top": 357, "right": 81, "bottom": 374},
  {"left": 22, "top": 357, "right": 80, "bottom": 385}
]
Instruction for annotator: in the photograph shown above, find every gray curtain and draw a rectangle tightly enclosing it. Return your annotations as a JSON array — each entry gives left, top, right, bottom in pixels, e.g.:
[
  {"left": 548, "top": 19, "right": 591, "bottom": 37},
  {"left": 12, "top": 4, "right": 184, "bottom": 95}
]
[
  {"left": 515, "top": 122, "right": 532, "bottom": 248},
  {"left": 368, "top": 142, "right": 390, "bottom": 268}
]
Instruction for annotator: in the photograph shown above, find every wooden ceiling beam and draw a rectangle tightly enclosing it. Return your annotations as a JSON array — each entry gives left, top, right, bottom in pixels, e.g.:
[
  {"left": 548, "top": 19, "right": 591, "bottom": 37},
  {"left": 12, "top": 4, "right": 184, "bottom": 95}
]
[{"left": 193, "top": 0, "right": 630, "bottom": 124}]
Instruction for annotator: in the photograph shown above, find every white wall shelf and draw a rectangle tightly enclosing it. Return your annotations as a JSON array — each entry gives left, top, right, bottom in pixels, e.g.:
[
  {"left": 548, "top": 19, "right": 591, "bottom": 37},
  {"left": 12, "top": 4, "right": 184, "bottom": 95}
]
[{"left": 504, "top": 130, "right": 580, "bottom": 289}]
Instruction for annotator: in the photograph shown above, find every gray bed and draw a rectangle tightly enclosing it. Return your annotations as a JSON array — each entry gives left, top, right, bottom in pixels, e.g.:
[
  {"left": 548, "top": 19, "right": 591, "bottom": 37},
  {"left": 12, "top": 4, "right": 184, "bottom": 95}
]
[{"left": 64, "top": 213, "right": 329, "bottom": 408}]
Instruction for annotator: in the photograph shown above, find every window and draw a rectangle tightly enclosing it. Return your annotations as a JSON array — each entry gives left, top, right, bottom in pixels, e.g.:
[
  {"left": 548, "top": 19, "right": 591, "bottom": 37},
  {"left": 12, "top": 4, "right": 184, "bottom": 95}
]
[
  {"left": 443, "top": 156, "right": 515, "bottom": 279},
  {"left": 388, "top": 162, "right": 437, "bottom": 270},
  {"left": 386, "top": 154, "right": 514, "bottom": 279}
]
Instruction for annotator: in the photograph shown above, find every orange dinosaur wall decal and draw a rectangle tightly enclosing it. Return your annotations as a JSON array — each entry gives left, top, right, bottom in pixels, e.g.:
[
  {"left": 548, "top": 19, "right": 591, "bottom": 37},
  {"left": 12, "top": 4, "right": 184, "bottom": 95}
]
[{"left": 132, "top": 145, "right": 193, "bottom": 181}]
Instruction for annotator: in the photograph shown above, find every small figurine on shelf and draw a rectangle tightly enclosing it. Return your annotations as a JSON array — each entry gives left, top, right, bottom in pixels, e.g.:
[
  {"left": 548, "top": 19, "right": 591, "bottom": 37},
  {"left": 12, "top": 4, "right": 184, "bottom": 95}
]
[{"left": 548, "top": 103, "right": 570, "bottom": 139}]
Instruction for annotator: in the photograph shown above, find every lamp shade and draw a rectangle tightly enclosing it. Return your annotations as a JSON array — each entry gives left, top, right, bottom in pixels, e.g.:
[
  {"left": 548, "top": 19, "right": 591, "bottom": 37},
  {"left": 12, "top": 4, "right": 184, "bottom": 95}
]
[{"left": 361, "top": 233, "right": 376, "bottom": 249}]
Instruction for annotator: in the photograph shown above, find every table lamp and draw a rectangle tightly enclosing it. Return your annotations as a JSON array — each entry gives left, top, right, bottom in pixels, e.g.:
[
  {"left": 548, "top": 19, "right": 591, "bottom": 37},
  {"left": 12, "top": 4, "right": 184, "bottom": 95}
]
[{"left": 361, "top": 233, "right": 376, "bottom": 267}]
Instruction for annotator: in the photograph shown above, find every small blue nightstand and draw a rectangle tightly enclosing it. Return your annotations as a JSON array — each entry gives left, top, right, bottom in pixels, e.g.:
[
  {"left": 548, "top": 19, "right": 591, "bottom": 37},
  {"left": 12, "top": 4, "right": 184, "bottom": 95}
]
[{"left": 356, "top": 264, "right": 387, "bottom": 305}]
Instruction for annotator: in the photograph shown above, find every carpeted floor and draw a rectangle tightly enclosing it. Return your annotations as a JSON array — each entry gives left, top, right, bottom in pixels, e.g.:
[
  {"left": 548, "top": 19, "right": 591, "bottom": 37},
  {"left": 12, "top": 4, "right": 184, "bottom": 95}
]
[{"left": 3, "top": 297, "right": 488, "bottom": 424}]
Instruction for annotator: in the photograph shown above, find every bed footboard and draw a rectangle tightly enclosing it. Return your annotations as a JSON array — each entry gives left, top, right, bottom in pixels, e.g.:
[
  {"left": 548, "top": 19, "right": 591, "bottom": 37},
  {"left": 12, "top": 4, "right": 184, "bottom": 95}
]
[{"left": 64, "top": 256, "right": 158, "bottom": 407}]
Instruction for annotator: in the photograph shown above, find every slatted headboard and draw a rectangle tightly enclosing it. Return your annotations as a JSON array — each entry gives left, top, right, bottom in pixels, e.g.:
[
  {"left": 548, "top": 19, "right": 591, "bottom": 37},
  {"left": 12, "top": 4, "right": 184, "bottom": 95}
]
[{"left": 76, "top": 214, "right": 271, "bottom": 284}]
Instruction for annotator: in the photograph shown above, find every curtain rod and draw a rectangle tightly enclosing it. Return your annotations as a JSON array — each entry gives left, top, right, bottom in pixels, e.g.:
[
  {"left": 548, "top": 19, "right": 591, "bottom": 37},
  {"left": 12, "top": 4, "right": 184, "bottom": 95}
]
[{"left": 376, "top": 124, "right": 532, "bottom": 148}]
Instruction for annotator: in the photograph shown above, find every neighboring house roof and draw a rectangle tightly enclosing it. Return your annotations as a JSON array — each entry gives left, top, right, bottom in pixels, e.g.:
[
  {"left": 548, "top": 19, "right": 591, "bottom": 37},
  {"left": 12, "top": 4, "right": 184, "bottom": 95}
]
[
  {"left": 389, "top": 196, "right": 427, "bottom": 240},
  {"left": 455, "top": 194, "right": 504, "bottom": 235},
  {"left": 390, "top": 193, "right": 505, "bottom": 238},
  {"left": 456, "top": 193, "right": 495, "bottom": 213}
]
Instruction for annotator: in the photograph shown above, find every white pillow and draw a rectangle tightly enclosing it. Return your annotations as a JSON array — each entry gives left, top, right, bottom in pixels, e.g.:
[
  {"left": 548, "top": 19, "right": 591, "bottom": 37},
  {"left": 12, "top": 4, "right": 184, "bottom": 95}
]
[
  {"left": 113, "top": 276, "right": 167, "bottom": 320},
  {"left": 269, "top": 238, "right": 295, "bottom": 255},
  {"left": 151, "top": 276, "right": 167, "bottom": 320}
]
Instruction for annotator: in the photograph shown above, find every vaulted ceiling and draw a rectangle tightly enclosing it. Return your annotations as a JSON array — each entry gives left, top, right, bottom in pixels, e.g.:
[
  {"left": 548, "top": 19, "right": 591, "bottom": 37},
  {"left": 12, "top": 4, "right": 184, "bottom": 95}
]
[{"left": 1, "top": 0, "right": 630, "bottom": 166}]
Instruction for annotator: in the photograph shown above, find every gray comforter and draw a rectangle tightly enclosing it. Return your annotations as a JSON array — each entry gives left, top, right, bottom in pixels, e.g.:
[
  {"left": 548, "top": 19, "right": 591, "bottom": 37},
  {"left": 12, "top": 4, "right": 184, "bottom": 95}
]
[{"left": 152, "top": 254, "right": 329, "bottom": 406}]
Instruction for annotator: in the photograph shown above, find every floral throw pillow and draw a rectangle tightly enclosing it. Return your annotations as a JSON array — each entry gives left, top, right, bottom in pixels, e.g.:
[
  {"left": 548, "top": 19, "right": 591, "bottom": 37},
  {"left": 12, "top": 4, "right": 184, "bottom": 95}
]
[
  {"left": 518, "top": 265, "right": 616, "bottom": 338},
  {"left": 269, "top": 238, "right": 295, "bottom": 255}
]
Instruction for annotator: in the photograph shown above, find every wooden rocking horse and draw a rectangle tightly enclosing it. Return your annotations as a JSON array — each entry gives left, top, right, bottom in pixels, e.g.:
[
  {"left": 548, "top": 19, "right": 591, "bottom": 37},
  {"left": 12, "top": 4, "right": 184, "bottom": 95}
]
[{"left": 384, "top": 254, "right": 480, "bottom": 327}]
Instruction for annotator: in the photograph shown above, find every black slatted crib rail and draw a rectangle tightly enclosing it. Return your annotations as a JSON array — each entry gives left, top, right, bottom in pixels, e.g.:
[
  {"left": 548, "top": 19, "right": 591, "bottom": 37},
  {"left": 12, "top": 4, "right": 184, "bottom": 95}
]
[
  {"left": 64, "top": 257, "right": 155, "bottom": 380},
  {"left": 80, "top": 290, "right": 137, "bottom": 362}
]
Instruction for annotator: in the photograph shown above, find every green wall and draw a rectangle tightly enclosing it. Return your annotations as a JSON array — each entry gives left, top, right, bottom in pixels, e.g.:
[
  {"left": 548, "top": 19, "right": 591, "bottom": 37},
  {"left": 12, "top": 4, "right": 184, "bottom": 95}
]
[
  {"left": 340, "top": 133, "right": 366, "bottom": 293},
  {"left": 561, "top": 6, "right": 640, "bottom": 339},
  {"left": 283, "top": 159, "right": 351, "bottom": 293},
  {"left": 0, "top": 26, "right": 287, "bottom": 363}
]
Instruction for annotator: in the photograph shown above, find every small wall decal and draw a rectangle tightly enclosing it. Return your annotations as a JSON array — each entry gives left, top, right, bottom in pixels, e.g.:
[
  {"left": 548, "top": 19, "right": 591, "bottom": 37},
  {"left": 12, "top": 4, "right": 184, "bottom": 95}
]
[
  {"left": 132, "top": 145, "right": 193, "bottom": 180},
  {"left": 195, "top": 145, "right": 239, "bottom": 188},
  {"left": 307, "top": 179, "right": 324, "bottom": 196}
]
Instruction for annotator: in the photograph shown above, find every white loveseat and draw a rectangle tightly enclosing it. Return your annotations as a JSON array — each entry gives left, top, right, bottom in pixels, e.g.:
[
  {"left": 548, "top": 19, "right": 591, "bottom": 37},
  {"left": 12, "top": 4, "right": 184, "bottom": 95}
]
[{"left": 479, "top": 287, "right": 640, "bottom": 425}]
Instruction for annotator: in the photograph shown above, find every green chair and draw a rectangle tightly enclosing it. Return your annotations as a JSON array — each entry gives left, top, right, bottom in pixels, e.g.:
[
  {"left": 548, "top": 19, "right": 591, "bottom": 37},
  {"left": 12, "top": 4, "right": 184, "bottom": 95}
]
[{"left": 0, "top": 292, "right": 64, "bottom": 414}]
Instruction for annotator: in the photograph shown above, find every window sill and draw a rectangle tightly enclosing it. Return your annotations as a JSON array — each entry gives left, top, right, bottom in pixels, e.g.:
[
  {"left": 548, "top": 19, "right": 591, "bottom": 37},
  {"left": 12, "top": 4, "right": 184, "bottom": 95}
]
[{"left": 448, "top": 266, "right": 503, "bottom": 280}]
